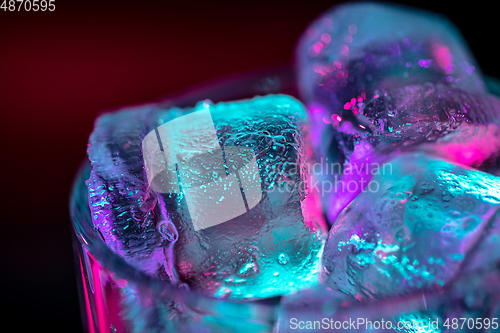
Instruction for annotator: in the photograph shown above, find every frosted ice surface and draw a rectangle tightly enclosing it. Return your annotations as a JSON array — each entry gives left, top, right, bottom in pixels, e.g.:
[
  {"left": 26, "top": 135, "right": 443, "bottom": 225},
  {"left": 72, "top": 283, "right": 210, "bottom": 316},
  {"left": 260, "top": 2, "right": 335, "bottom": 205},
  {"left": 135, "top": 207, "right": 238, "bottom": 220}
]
[
  {"left": 321, "top": 152, "right": 500, "bottom": 301},
  {"left": 86, "top": 95, "right": 326, "bottom": 299},
  {"left": 86, "top": 104, "right": 166, "bottom": 277}
]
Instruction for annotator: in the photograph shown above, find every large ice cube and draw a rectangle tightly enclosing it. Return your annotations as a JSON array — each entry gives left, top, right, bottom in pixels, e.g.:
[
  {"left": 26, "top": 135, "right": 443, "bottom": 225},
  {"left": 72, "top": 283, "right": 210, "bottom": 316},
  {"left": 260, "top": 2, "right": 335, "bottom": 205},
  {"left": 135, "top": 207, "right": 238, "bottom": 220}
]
[
  {"left": 321, "top": 152, "right": 500, "bottom": 301},
  {"left": 86, "top": 95, "right": 326, "bottom": 299},
  {"left": 296, "top": 2, "right": 484, "bottom": 117},
  {"left": 156, "top": 96, "right": 326, "bottom": 299},
  {"left": 324, "top": 84, "right": 500, "bottom": 221},
  {"left": 295, "top": 3, "right": 500, "bottom": 224}
]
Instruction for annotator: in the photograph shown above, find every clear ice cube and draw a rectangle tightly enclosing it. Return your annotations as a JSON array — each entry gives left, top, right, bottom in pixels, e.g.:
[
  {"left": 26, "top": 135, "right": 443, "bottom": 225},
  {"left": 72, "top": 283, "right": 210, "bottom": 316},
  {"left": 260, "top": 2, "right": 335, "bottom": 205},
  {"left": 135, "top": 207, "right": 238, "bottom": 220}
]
[
  {"left": 156, "top": 96, "right": 325, "bottom": 299},
  {"left": 295, "top": 2, "right": 500, "bottom": 224},
  {"left": 86, "top": 95, "right": 326, "bottom": 300},
  {"left": 321, "top": 152, "right": 500, "bottom": 301},
  {"left": 296, "top": 2, "right": 485, "bottom": 113}
]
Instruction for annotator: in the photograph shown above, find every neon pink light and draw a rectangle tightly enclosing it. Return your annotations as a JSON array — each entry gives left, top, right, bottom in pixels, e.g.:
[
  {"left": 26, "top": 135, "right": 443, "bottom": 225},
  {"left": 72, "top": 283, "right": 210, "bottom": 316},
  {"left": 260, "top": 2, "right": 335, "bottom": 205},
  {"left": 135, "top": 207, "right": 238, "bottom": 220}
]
[
  {"left": 340, "top": 44, "right": 349, "bottom": 56},
  {"left": 432, "top": 43, "right": 453, "bottom": 74},
  {"left": 313, "top": 42, "right": 324, "bottom": 53},
  {"left": 80, "top": 256, "right": 96, "bottom": 333},
  {"left": 88, "top": 252, "right": 109, "bottom": 333},
  {"left": 331, "top": 114, "right": 342, "bottom": 122},
  {"left": 302, "top": 181, "right": 328, "bottom": 233}
]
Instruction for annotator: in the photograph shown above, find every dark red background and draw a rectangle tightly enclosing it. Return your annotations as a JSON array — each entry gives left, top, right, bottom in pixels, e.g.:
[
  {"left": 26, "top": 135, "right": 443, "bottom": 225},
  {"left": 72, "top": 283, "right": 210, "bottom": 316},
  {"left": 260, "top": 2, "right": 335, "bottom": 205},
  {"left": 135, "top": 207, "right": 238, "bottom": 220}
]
[{"left": 1, "top": 1, "right": 497, "bottom": 331}]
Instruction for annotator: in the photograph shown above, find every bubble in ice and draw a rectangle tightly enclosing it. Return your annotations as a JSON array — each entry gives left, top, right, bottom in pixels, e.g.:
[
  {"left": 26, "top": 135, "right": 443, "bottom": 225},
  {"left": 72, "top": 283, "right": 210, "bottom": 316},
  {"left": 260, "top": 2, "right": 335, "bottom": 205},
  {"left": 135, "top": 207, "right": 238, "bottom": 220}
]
[
  {"left": 86, "top": 94, "right": 326, "bottom": 300},
  {"left": 321, "top": 152, "right": 500, "bottom": 301},
  {"left": 278, "top": 253, "right": 288, "bottom": 265},
  {"left": 158, "top": 220, "right": 178, "bottom": 242}
]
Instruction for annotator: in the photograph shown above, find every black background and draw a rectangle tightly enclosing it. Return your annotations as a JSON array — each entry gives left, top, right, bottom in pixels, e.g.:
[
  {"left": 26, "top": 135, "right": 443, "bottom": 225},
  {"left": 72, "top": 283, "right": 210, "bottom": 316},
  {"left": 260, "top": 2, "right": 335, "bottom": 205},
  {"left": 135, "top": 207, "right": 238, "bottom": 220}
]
[{"left": 1, "top": 1, "right": 497, "bottom": 331}]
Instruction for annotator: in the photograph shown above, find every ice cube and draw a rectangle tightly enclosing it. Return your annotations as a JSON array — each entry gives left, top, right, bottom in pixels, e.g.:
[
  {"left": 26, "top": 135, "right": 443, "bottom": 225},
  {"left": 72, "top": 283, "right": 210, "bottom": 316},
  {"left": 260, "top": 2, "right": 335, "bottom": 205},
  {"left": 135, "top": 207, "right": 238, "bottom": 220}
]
[
  {"left": 321, "top": 152, "right": 500, "bottom": 301},
  {"left": 324, "top": 85, "right": 500, "bottom": 222},
  {"left": 87, "top": 104, "right": 169, "bottom": 276},
  {"left": 296, "top": 2, "right": 484, "bottom": 116},
  {"left": 295, "top": 3, "right": 500, "bottom": 224},
  {"left": 86, "top": 95, "right": 326, "bottom": 299},
  {"left": 345, "top": 83, "right": 500, "bottom": 159},
  {"left": 155, "top": 96, "right": 326, "bottom": 299}
]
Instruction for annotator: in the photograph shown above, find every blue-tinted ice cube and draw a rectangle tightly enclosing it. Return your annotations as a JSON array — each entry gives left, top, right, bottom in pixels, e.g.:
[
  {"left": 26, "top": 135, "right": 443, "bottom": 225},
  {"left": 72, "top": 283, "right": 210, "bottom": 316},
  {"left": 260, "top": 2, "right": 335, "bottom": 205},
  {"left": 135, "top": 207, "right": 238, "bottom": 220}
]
[
  {"left": 321, "top": 152, "right": 500, "bottom": 301},
  {"left": 155, "top": 96, "right": 326, "bottom": 299},
  {"left": 86, "top": 95, "right": 326, "bottom": 299}
]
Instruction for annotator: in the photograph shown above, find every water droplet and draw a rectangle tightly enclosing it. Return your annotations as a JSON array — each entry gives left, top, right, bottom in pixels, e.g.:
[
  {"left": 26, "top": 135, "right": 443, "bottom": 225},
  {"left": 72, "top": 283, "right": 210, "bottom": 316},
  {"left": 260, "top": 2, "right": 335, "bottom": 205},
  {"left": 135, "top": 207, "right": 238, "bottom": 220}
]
[
  {"left": 395, "top": 226, "right": 410, "bottom": 242},
  {"left": 214, "top": 287, "right": 232, "bottom": 298},
  {"left": 178, "top": 283, "right": 190, "bottom": 291},
  {"left": 158, "top": 220, "right": 178, "bottom": 242},
  {"left": 237, "top": 261, "right": 258, "bottom": 277},
  {"left": 278, "top": 253, "right": 289, "bottom": 265},
  {"left": 463, "top": 216, "right": 479, "bottom": 231}
]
